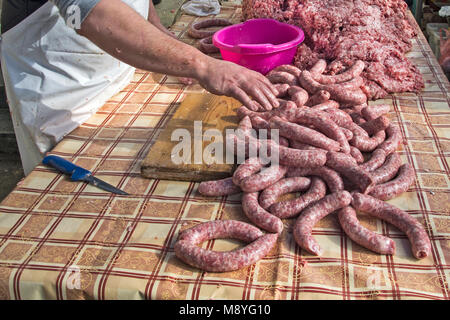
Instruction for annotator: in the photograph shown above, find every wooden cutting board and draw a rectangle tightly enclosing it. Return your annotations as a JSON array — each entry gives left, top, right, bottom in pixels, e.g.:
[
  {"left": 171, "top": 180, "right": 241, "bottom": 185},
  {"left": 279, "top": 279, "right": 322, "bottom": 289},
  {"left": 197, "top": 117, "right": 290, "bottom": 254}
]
[{"left": 140, "top": 92, "right": 242, "bottom": 181}]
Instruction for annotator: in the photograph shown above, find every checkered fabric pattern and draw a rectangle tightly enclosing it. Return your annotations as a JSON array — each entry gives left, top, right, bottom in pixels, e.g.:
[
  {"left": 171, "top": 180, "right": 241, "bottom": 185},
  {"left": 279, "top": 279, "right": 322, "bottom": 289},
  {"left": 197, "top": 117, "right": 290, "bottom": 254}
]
[{"left": 0, "top": 2, "right": 448, "bottom": 300}]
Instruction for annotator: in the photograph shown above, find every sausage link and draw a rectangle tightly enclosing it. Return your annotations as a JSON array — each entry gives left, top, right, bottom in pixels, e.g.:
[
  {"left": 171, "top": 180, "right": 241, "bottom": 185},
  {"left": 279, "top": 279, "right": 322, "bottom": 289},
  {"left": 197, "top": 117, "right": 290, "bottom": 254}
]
[
  {"left": 178, "top": 220, "right": 263, "bottom": 243},
  {"left": 273, "top": 83, "right": 290, "bottom": 98},
  {"left": 371, "top": 152, "right": 402, "bottom": 185},
  {"left": 350, "top": 129, "right": 386, "bottom": 152},
  {"left": 198, "top": 177, "right": 242, "bottom": 196},
  {"left": 310, "top": 100, "right": 339, "bottom": 111},
  {"left": 175, "top": 221, "right": 277, "bottom": 272},
  {"left": 198, "top": 36, "right": 219, "bottom": 54},
  {"left": 305, "top": 90, "right": 331, "bottom": 106},
  {"left": 312, "top": 60, "right": 365, "bottom": 84},
  {"left": 238, "top": 114, "right": 253, "bottom": 129},
  {"left": 289, "top": 140, "right": 324, "bottom": 151},
  {"left": 341, "top": 127, "right": 354, "bottom": 141},
  {"left": 272, "top": 64, "right": 302, "bottom": 78},
  {"left": 240, "top": 165, "right": 288, "bottom": 192},
  {"left": 275, "top": 100, "right": 299, "bottom": 120},
  {"left": 300, "top": 71, "right": 364, "bottom": 93},
  {"left": 309, "top": 59, "right": 327, "bottom": 74},
  {"left": 234, "top": 130, "right": 328, "bottom": 168},
  {"left": 369, "top": 163, "right": 415, "bottom": 200},
  {"left": 360, "top": 116, "right": 390, "bottom": 136},
  {"left": 350, "top": 113, "right": 367, "bottom": 126},
  {"left": 299, "top": 71, "right": 367, "bottom": 105},
  {"left": 342, "top": 103, "right": 366, "bottom": 116},
  {"left": 287, "top": 108, "right": 351, "bottom": 154},
  {"left": 351, "top": 193, "right": 431, "bottom": 259},
  {"left": 338, "top": 206, "right": 395, "bottom": 255},
  {"left": 270, "top": 177, "right": 327, "bottom": 219},
  {"left": 287, "top": 86, "right": 309, "bottom": 107},
  {"left": 269, "top": 116, "right": 341, "bottom": 152},
  {"left": 232, "top": 157, "right": 263, "bottom": 186},
  {"left": 267, "top": 71, "right": 299, "bottom": 86},
  {"left": 326, "top": 151, "right": 374, "bottom": 193},
  {"left": 259, "top": 177, "right": 312, "bottom": 210},
  {"left": 350, "top": 146, "right": 364, "bottom": 164},
  {"left": 360, "top": 148, "right": 387, "bottom": 172},
  {"left": 378, "top": 124, "right": 403, "bottom": 155},
  {"left": 278, "top": 145, "right": 328, "bottom": 167},
  {"left": 323, "top": 108, "right": 354, "bottom": 127},
  {"left": 361, "top": 104, "right": 391, "bottom": 121},
  {"left": 249, "top": 115, "right": 270, "bottom": 131},
  {"left": 287, "top": 166, "right": 344, "bottom": 193},
  {"left": 188, "top": 18, "right": 232, "bottom": 39},
  {"left": 242, "top": 192, "right": 284, "bottom": 233},
  {"left": 294, "top": 191, "right": 352, "bottom": 255}
]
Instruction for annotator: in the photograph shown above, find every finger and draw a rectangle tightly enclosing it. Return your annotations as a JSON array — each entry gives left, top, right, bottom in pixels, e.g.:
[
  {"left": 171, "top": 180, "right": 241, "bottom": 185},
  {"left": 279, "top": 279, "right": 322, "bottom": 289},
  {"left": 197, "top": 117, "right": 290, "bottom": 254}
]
[
  {"left": 257, "top": 73, "right": 279, "bottom": 96},
  {"left": 230, "top": 86, "right": 257, "bottom": 111},
  {"left": 258, "top": 81, "right": 280, "bottom": 109},
  {"left": 249, "top": 86, "right": 273, "bottom": 111}
]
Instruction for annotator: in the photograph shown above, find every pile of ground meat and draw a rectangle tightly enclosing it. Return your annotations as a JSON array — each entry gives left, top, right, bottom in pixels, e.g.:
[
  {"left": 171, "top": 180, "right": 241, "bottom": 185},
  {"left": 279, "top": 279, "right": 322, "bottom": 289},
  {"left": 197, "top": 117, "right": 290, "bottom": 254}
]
[{"left": 242, "top": 0, "right": 424, "bottom": 99}]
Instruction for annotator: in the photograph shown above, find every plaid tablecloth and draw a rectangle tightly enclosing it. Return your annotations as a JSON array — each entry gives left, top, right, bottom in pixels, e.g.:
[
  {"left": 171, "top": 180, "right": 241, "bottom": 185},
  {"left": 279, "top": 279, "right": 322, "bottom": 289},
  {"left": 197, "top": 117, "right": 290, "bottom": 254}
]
[{"left": 0, "top": 2, "right": 449, "bottom": 300}]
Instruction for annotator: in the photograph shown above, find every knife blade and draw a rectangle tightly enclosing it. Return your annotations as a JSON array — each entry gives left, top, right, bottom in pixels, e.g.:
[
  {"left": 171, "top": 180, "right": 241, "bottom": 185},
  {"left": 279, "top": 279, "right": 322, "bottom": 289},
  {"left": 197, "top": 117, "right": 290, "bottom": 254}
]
[{"left": 42, "top": 155, "right": 129, "bottom": 195}]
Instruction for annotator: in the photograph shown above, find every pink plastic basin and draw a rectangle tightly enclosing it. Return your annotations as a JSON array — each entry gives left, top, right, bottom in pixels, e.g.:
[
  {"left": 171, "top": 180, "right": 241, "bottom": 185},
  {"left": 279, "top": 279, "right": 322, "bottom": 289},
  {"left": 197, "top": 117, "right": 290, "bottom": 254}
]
[{"left": 212, "top": 19, "right": 304, "bottom": 75}]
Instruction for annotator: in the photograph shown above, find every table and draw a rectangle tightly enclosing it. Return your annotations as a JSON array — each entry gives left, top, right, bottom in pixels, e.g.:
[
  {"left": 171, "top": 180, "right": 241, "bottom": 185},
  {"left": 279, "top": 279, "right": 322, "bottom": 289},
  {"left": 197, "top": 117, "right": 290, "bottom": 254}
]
[{"left": 0, "top": 2, "right": 448, "bottom": 300}]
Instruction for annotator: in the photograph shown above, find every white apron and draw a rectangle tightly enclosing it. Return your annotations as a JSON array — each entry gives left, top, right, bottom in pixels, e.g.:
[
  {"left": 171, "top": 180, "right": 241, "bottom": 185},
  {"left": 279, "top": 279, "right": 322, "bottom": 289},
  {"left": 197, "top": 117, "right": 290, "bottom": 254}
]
[{"left": 0, "top": 0, "right": 149, "bottom": 175}]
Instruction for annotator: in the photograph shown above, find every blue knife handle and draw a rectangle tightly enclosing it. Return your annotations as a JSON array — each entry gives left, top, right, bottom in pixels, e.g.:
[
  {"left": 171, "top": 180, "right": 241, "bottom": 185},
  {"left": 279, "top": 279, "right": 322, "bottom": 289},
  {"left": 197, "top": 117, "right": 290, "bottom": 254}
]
[{"left": 42, "top": 155, "right": 91, "bottom": 181}]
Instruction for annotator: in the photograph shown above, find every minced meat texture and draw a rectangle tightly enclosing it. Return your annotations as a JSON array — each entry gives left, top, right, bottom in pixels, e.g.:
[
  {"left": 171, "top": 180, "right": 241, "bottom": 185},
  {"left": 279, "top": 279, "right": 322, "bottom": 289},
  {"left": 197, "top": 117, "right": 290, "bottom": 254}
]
[{"left": 242, "top": 0, "right": 424, "bottom": 99}]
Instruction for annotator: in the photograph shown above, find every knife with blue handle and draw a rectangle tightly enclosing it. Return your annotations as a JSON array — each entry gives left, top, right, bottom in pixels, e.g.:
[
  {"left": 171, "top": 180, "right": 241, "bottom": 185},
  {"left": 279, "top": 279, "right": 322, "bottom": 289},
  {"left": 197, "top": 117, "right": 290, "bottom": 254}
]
[{"left": 42, "top": 155, "right": 129, "bottom": 195}]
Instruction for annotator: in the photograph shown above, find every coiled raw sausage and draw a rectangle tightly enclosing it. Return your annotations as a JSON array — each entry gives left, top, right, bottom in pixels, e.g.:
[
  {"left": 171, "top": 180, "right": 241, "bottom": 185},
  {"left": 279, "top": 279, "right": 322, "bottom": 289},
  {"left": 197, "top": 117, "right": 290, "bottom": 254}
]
[
  {"left": 242, "top": 192, "right": 284, "bottom": 233},
  {"left": 379, "top": 124, "right": 403, "bottom": 155},
  {"left": 267, "top": 71, "right": 299, "bottom": 86},
  {"left": 351, "top": 193, "right": 431, "bottom": 259},
  {"left": 175, "top": 220, "right": 278, "bottom": 272},
  {"left": 361, "top": 104, "right": 391, "bottom": 121},
  {"left": 371, "top": 152, "right": 402, "bottom": 185},
  {"left": 338, "top": 206, "right": 396, "bottom": 255},
  {"left": 311, "top": 60, "right": 365, "bottom": 84},
  {"left": 198, "top": 177, "right": 242, "bottom": 196},
  {"left": 232, "top": 157, "right": 263, "bottom": 186},
  {"left": 369, "top": 163, "right": 415, "bottom": 200},
  {"left": 299, "top": 70, "right": 367, "bottom": 105},
  {"left": 272, "top": 64, "right": 302, "bottom": 78},
  {"left": 350, "top": 129, "right": 386, "bottom": 152},
  {"left": 287, "top": 166, "right": 344, "bottom": 193},
  {"left": 309, "top": 59, "right": 327, "bottom": 74},
  {"left": 326, "top": 151, "right": 374, "bottom": 193},
  {"left": 305, "top": 90, "right": 330, "bottom": 106},
  {"left": 287, "top": 108, "right": 351, "bottom": 154},
  {"left": 293, "top": 191, "right": 352, "bottom": 255},
  {"left": 360, "top": 116, "right": 390, "bottom": 136},
  {"left": 239, "top": 165, "right": 288, "bottom": 193},
  {"left": 198, "top": 36, "right": 219, "bottom": 54},
  {"left": 259, "top": 177, "right": 311, "bottom": 210},
  {"left": 287, "top": 86, "right": 309, "bottom": 107},
  {"left": 360, "top": 148, "right": 387, "bottom": 172},
  {"left": 188, "top": 18, "right": 232, "bottom": 39},
  {"left": 269, "top": 116, "right": 341, "bottom": 152},
  {"left": 269, "top": 177, "right": 327, "bottom": 219}
]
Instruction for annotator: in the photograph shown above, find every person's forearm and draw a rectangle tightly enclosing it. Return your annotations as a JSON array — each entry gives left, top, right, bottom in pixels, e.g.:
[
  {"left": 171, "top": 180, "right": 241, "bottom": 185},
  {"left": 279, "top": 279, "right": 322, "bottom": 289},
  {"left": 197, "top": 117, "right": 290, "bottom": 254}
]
[{"left": 77, "top": 0, "right": 210, "bottom": 79}]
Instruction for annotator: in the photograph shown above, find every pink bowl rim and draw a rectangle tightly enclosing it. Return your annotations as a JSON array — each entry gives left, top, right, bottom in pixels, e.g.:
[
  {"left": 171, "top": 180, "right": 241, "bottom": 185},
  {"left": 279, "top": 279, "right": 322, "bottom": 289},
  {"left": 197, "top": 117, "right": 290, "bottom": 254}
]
[{"left": 212, "top": 18, "right": 304, "bottom": 55}]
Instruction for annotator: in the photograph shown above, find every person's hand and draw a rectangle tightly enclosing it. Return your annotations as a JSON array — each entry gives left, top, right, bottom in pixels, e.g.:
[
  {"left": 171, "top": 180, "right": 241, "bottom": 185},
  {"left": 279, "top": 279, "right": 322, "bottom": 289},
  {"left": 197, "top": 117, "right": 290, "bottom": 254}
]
[{"left": 195, "top": 58, "right": 279, "bottom": 111}]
